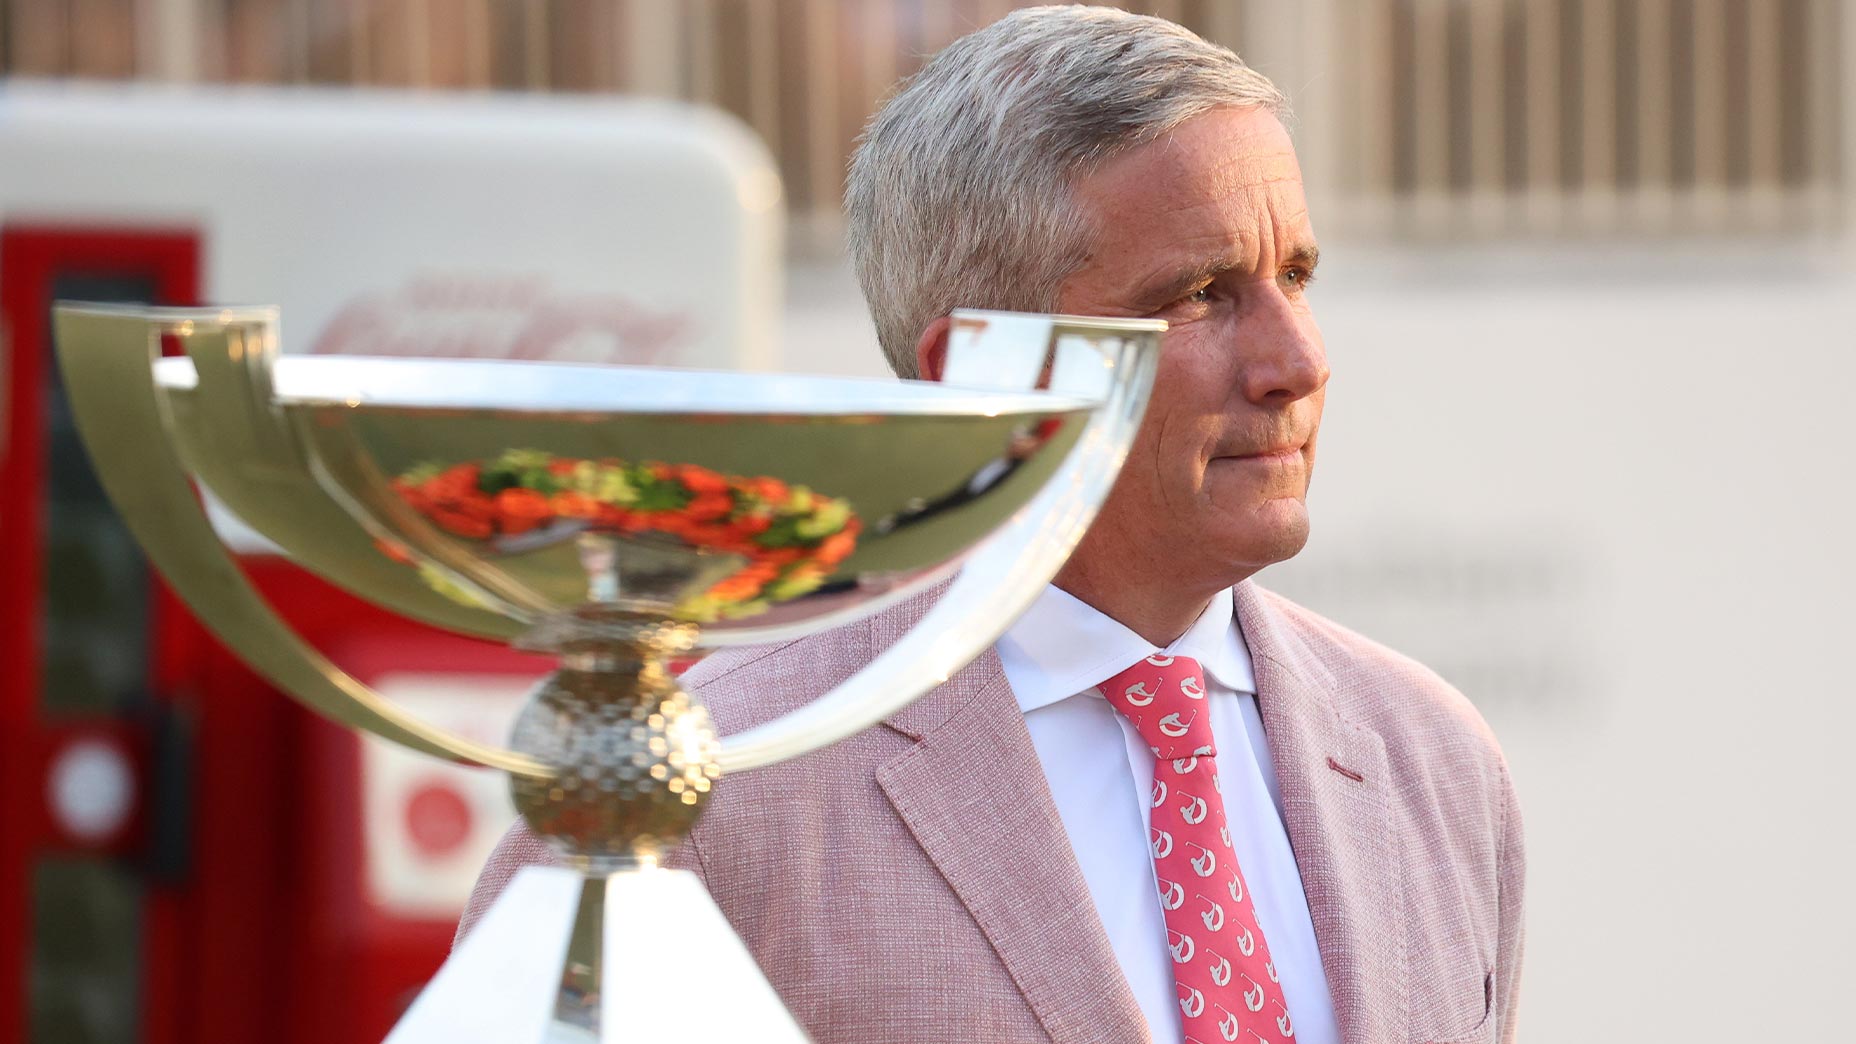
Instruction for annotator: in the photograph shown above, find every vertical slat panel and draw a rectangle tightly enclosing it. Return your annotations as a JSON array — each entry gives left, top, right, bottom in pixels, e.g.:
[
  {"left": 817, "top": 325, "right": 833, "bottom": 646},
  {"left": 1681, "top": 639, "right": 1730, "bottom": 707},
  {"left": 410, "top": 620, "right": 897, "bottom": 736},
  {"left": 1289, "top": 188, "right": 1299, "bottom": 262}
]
[
  {"left": 833, "top": 0, "right": 875, "bottom": 201},
  {"left": 1411, "top": 0, "right": 1451, "bottom": 199},
  {"left": 803, "top": 0, "right": 842, "bottom": 225},
  {"left": 1690, "top": 0, "right": 1728, "bottom": 190},
  {"left": 858, "top": 0, "right": 899, "bottom": 115},
  {"left": 136, "top": 0, "right": 203, "bottom": 81},
  {"left": 393, "top": 0, "right": 422, "bottom": 85},
  {"left": 771, "top": 3, "right": 807, "bottom": 212},
  {"left": 1613, "top": 0, "right": 1639, "bottom": 187},
  {"left": 285, "top": 0, "right": 310, "bottom": 82},
  {"left": 1291, "top": 0, "right": 1341, "bottom": 214},
  {"left": 28, "top": 0, "right": 71, "bottom": 76},
  {"left": 1467, "top": 0, "right": 1507, "bottom": 195},
  {"left": 1442, "top": 4, "right": 1470, "bottom": 202},
  {"left": 1502, "top": 0, "right": 1528, "bottom": 193},
  {"left": 1204, "top": 0, "right": 1244, "bottom": 50},
  {"left": 1720, "top": 0, "right": 1750, "bottom": 187},
  {"left": 1245, "top": 0, "right": 1301, "bottom": 116},
  {"left": 1146, "top": 0, "right": 1184, "bottom": 27},
  {"left": 1744, "top": 0, "right": 1782, "bottom": 190},
  {"left": 963, "top": 0, "right": 1003, "bottom": 45},
  {"left": 461, "top": 0, "right": 493, "bottom": 88},
  {"left": 598, "top": 0, "right": 626, "bottom": 91},
  {"left": 1390, "top": 0, "right": 1415, "bottom": 196},
  {"left": 425, "top": 0, "right": 475, "bottom": 88},
  {"left": 918, "top": 0, "right": 954, "bottom": 53},
  {"left": 361, "top": 0, "right": 389, "bottom": 84},
  {"left": 683, "top": 0, "right": 717, "bottom": 105},
  {"left": 622, "top": 0, "right": 680, "bottom": 97},
  {"left": 412, "top": 0, "right": 436, "bottom": 87},
  {"left": 70, "top": 0, "right": 138, "bottom": 78},
  {"left": 543, "top": 0, "right": 601, "bottom": 92},
  {"left": 1636, "top": 0, "right": 1673, "bottom": 195},
  {"left": 1811, "top": 0, "right": 1845, "bottom": 199},
  {"left": 1524, "top": 0, "right": 1562, "bottom": 204},
  {"left": 1581, "top": 0, "right": 1618, "bottom": 192},
  {"left": 710, "top": 3, "right": 747, "bottom": 123},
  {"left": 520, "top": 0, "right": 549, "bottom": 89},
  {"left": 1355, "top": 0, "right": 1396, "bottom": 204},
  {"left": 224, "top": 0, "right": 283, "bottom": 82},
  {"left": 744, "top": 0, "right": 781, "bottom": 154},
  {"left": 594, "top": 0, "right": 622, "bottom": 91},
  {"left": 346, "top": 0, "right": 371, "bottom": 85},
  {"left": 366, "top": 0, "right": 400, "bottom": 83}
]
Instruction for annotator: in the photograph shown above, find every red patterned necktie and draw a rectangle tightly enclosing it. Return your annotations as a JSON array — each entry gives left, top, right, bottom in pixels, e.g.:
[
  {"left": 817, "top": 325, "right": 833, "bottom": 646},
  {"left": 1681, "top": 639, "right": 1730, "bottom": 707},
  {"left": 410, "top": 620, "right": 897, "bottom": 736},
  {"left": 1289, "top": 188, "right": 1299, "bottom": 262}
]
[{"left": 1103, "top": 653, "right": 1294, "bottom": 1044}]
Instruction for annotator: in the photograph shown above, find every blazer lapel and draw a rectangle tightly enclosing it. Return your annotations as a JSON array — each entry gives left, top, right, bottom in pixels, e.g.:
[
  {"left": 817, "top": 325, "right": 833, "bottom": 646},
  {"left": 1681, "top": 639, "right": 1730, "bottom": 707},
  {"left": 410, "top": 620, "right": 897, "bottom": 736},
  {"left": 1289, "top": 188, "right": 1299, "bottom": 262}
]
[
  {"left": 871, "top": 611, "right": 1147, "bottom": 1044},
  {"left": 1233, "top": 581, "right": 1407, "bottom": 1044}
]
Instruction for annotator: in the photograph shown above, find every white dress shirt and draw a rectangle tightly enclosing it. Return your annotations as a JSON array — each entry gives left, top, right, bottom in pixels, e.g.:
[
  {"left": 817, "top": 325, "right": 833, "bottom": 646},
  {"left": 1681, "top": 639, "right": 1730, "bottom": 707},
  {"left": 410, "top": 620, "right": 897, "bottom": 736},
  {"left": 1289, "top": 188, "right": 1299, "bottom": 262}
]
[{"left": 995, "top": 585, "right": 1340, "bottom": 1044}]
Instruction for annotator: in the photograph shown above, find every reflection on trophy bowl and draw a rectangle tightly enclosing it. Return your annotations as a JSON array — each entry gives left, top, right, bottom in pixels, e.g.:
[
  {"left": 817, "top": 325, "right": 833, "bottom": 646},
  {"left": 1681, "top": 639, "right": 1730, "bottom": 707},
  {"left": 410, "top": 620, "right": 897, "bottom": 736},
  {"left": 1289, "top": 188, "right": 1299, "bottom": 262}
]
[{"left": 152, "top": 355, "right": 1095, "bottom": 642}]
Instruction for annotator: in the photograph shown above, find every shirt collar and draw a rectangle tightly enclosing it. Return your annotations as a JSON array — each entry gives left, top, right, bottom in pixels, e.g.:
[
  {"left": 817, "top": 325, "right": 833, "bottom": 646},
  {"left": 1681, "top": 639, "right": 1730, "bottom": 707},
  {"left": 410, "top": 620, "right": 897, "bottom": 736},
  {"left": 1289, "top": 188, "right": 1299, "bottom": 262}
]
[{"left": 995, "top": 584, "right": 1257, "bottom": 715}]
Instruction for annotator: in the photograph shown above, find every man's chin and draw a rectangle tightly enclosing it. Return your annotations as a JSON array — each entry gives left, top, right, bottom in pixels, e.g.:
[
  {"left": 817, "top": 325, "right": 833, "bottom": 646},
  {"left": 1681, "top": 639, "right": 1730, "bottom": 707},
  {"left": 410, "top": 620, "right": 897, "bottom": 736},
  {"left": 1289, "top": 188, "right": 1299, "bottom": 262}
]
[{"left": 1215, "top": 501, "right": 1311, "bottom": 572}]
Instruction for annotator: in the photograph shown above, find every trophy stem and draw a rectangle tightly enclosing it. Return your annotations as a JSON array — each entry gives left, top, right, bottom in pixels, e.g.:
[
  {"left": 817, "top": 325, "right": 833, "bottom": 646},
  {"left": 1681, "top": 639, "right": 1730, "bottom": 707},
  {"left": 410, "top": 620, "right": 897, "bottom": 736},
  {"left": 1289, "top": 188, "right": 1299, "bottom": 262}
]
[{"left": 542, "top": 876, "right": 606, "bottom": 1040}]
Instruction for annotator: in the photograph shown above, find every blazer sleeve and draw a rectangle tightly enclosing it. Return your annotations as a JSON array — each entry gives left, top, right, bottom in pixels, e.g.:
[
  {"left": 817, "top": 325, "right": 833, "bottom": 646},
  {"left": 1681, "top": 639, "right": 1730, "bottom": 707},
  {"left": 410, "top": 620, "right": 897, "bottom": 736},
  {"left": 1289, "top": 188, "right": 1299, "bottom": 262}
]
[
  {"left": 453, "top": 821, "right": 557, "bottom": 946},
  {"left": 1494, "top": 762, "right": 1527, "bottom": 1043}
]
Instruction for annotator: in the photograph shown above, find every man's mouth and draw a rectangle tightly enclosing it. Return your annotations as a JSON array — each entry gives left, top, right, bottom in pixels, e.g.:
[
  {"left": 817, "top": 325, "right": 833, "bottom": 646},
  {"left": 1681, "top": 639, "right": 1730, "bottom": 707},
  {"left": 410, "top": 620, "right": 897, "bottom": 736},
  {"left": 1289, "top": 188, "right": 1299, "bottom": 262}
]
[{"left": 1217, "top": 442, "right": 1303, "bottom": 463}]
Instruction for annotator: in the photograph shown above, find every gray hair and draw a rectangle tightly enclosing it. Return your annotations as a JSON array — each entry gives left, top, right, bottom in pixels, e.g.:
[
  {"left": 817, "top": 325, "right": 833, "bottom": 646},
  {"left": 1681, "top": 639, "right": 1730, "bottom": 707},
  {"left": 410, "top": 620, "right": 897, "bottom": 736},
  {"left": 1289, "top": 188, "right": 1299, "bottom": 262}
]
[{"left": 846, "top": 5, "right": 1290, "bottom": 378}]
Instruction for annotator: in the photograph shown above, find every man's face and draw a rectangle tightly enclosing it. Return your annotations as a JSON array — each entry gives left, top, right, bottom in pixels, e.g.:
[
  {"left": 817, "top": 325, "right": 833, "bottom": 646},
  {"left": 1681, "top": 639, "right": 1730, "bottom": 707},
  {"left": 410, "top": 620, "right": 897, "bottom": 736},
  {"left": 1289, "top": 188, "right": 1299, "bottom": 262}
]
[{"left": 1055, "top": 105, "right": 1327, "bottom": 593}]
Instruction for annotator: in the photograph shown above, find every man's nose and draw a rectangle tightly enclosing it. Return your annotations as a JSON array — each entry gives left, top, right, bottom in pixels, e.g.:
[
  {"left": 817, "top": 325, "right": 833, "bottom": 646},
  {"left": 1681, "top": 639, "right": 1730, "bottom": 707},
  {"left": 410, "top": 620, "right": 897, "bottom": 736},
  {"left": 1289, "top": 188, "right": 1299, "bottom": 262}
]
[{"left": 1236, "top": 288, "right": 1327, "bottom": 406}]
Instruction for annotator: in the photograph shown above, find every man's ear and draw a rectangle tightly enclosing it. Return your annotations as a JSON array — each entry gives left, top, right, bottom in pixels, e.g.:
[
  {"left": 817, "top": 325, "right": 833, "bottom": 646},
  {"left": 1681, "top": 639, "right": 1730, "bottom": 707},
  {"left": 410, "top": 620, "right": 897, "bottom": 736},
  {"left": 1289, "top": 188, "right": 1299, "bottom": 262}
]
[{"left": 913, "top": 315, "right": 952, "bottom": 383}]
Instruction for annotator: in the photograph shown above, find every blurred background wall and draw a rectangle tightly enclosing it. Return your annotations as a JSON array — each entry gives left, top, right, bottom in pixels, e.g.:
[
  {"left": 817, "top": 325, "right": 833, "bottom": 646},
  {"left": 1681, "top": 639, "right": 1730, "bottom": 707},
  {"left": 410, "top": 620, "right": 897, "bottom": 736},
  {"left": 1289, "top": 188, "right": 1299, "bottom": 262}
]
[{"left": 2, "top": 2, "right": 1852, "bottom": 1042}]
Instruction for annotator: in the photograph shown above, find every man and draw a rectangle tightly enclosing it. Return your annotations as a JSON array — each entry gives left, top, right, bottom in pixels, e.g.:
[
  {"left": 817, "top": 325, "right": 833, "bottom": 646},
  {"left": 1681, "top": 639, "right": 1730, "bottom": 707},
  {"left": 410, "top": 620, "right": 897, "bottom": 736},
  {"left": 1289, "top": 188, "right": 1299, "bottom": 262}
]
[{"left": 463, "top": 8, "right": 1524, "bottom": 1043}]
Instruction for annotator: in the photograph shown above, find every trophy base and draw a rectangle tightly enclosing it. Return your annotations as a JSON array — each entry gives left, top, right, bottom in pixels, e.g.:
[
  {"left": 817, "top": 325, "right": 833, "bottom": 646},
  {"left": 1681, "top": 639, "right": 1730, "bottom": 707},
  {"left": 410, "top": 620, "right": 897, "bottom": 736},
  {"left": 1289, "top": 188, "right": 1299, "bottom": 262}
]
[{"left": 389, "top": 866, "right": 808, "bottom": 1042}]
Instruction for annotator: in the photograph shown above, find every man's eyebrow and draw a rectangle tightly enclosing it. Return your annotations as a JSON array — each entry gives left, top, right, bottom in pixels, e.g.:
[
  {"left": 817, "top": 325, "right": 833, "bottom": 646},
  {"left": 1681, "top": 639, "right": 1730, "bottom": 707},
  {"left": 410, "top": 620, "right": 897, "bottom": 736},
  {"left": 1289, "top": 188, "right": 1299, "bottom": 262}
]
[
  {"left": 1132, "top": 258, "right": 1236, "bottom": 310},
  {"left": 1133, "top": 244, "right": 1321, "bottom": 309}
]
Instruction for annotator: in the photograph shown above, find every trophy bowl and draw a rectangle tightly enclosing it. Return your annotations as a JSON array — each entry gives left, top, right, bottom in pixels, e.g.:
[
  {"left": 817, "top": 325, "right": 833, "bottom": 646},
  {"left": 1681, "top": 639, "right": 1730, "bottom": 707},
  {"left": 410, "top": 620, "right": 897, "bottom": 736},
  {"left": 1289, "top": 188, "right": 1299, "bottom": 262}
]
[{"left": 54, "top": 303, "right": 1162, "bottom": 1041}]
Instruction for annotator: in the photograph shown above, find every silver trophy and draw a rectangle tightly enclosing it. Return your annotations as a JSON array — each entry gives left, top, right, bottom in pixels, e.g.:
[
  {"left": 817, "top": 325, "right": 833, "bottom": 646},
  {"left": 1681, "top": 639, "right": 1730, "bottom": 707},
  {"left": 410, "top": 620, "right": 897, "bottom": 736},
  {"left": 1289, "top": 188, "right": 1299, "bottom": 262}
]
[{"left": 53, "top": 303, "right": 1162, "bottom": 1040}]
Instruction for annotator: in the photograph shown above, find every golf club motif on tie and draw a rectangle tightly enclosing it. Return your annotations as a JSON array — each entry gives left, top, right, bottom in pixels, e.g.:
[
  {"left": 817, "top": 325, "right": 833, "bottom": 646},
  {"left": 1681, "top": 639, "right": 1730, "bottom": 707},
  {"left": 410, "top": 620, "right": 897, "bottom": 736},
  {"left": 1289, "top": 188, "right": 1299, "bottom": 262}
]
[{"left": 1105, "top": 654, "right": 1294, "bottom": 1044}]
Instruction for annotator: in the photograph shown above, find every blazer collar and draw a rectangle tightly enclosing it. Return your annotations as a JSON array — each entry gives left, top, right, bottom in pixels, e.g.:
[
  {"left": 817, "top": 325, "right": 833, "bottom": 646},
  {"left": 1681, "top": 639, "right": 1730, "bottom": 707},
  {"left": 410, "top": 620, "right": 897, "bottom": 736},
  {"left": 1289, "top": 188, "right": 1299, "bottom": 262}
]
[
  {"left": 1231, "top": 580, "right": 1407, "bottom": 1044},
  {"left": 871, "top": 593, "right": 1149, "bottom": 1043},
  {"left": 868, "top": 580, "right": 1407, "bottom": 1044}
]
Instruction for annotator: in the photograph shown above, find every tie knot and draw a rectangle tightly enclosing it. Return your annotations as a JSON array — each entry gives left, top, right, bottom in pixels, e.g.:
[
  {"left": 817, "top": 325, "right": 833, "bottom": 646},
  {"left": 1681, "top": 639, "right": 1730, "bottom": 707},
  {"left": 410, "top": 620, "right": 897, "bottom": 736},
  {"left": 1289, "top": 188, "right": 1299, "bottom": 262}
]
[{"left": 1100, "top": 654, "right": 1215, "bottom": 759}]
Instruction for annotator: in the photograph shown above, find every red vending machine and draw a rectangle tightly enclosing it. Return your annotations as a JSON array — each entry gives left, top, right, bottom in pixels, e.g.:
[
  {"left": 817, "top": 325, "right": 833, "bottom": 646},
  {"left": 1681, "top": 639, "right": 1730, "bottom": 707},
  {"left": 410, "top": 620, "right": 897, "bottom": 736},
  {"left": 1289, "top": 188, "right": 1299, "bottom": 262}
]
[
  {"left": 1, "top": 223, "right": 556, "bottom": 1044},
  {"left": 1, "top": 223, "right": 202, "bottom": 1044}
]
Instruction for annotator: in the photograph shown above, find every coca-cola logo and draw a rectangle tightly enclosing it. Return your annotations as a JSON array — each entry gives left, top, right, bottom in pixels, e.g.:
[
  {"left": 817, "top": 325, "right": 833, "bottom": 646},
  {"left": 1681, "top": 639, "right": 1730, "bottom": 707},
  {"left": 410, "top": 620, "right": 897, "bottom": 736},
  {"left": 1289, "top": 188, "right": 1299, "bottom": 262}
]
[{"left": 310, "top": 274, "right": 693, "bottom": 364}]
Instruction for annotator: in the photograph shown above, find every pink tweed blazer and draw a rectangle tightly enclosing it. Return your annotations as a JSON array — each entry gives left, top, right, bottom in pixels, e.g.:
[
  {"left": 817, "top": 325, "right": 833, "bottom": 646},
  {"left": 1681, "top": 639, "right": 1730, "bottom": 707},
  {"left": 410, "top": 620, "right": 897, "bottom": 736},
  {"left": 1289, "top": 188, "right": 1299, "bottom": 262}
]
[{"left": 461, "top": 581, "right": 1525, "bottom": 1044}]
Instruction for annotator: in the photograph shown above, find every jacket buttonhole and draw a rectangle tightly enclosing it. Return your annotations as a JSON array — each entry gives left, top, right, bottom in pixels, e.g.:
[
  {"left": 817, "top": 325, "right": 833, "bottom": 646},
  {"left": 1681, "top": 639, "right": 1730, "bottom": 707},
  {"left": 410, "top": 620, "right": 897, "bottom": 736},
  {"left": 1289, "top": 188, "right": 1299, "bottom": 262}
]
[{"left": 1325, "top": 756, "right": 1364, "bottom": 782}]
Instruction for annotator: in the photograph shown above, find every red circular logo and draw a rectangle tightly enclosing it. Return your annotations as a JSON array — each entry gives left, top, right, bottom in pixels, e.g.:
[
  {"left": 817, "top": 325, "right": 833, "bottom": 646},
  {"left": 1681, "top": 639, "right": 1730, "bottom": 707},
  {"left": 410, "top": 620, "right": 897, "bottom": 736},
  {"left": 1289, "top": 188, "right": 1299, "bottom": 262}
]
[{"left": 404, "top": 781, "right": 472, "bottom": 859}]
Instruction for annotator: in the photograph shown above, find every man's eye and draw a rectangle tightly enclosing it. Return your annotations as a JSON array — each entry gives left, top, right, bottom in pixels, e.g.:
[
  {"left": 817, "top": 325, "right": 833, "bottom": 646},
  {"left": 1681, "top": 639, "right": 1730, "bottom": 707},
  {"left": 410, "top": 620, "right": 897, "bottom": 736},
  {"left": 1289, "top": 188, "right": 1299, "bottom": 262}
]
[
  {"left": 1188, "top": 285, "right": 1214, "bottom": 303},
  {"left": 1282, "top": 267, "right": 1316, "bottom": 290}
]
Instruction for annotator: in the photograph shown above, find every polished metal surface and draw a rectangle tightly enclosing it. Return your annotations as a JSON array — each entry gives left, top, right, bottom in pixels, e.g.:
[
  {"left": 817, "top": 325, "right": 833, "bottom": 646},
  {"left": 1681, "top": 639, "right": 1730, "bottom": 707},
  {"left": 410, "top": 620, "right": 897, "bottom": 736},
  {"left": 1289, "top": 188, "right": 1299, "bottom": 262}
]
[
  {"left": 153, "top": 350, "right": 1094, "bottom": 637},
  {"left": 55, "top": 301, "right": 1158, "bottom": 776},
  {"left": 54, "top": 300, "right": 1159, "bottom": 1042}
]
